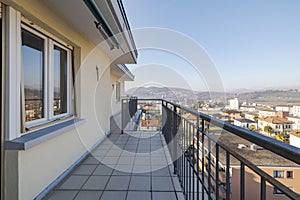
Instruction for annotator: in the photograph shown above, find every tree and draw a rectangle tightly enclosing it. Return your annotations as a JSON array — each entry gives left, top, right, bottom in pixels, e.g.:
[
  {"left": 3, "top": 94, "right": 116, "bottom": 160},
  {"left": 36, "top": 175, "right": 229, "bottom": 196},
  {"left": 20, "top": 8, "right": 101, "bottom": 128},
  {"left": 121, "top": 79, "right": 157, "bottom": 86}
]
[
  {"left": 253, "top": 114, "right": 259, "bottom": 122},
  {"left": 249, "top": 125, "right": 256, "bottom": 132},
  {"left": 264, "top": 125, "right": 274, "bottom": 134},
  {"left": 275, "top": 133, "right": 289, "bottom": 142}
]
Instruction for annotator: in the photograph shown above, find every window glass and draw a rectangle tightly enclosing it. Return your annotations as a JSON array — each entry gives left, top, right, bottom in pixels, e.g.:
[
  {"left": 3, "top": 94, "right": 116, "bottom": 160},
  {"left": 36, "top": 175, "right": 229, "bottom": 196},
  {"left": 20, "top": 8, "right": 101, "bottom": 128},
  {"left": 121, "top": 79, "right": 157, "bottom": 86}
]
[
  {"left": 53, "top": 45, "right": 67, "bottom": 115},
  {"left": 273, "top": 170, "right": 284, "bottom": 178},
  {"left": 286, "top": 171, "right": 293, "bottom": 178},
  {"left": 22, "top": 29, "right": 44, "bottom": 122}
]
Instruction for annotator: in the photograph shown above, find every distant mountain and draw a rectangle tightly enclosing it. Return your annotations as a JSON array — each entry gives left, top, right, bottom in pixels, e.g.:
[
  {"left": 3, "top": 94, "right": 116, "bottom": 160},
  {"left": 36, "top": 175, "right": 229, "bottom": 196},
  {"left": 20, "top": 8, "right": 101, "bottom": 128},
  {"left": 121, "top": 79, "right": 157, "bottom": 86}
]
[{"left": 126, "top": 87, "right": 300, "bottom": 105}]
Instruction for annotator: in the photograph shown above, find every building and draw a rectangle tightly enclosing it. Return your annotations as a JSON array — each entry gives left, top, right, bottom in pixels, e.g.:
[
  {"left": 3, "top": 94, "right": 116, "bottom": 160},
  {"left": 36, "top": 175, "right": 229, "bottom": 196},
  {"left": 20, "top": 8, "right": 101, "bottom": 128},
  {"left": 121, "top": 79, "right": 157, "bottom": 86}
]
[
  {"left": 292, "top": 105, "right": 300, "bottom": 117},
  {"left": 229, "top": 98, "right": 239, "bottom": 110},
  {"left": 277, "top": 111, "right": 290, "bottom": 118},
  {"left": 234, "top": 118, "right": 257, "bottom": 129},
  {"left": 259, "top": 109, "right": 277, "bottom": 118},
  {"left": 1, "top": 1, "right": 137, "bottom": 199},
  {"left": 240, "top": 105, "right": 256, "bottom": 112},
  {"left": 258, "top": 116, "right": 293, "bottom": 135},
  {"left": 275, "top": 105, "right": 293, "bottom": 114},
  {"left": 244, "top": 112, "right": 259, "bottom": 121},
  {"left": 195, "top": 134, "right": 300, "bottom": 200},
  {"left": 224, "top": 110, "right": 242, "bottom": 123},
  {"left": 287, "top": 116, "right": 300, "bottom": 131},
  {"left": 289, "top": 132, "right": 300, "bottom": 149}
]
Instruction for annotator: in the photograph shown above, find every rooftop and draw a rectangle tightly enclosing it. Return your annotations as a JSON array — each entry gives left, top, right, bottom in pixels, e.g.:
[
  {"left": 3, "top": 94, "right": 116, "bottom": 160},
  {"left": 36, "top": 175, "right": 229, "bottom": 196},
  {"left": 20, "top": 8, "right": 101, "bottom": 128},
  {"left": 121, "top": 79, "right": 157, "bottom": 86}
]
[
  {"left": 234, "top": 118, "right": 255, "bottom": 123},
  {"left": 258, "top": 116, "right": 293, "bottom": 124},
  {"left": 213, "top": 134, "right": 299, "bottom": 167},
  {"left": 289, "top": 132, "right": 300, "bottom": 138}
]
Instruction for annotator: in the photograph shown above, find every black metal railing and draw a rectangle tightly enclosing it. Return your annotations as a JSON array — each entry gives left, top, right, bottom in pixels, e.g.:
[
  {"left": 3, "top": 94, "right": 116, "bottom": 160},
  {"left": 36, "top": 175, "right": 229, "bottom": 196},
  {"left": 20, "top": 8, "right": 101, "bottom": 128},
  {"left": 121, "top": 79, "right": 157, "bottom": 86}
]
[
  {"left": 121, "top": 98, "right": 300, "bottom": 200},
  {"left": 121, "top": 97, "right": 138, "bottom": 132}
]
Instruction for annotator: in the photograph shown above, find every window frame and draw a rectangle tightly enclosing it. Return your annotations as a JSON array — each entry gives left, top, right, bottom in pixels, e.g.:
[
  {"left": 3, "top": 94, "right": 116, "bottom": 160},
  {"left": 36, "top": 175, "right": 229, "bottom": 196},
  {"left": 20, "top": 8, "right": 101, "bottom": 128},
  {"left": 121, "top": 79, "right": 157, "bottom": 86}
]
[
  {"left": 273, "top": 170, "right": 284, "bottom": 178},
  {"left": 21, "top": 25, "right": 49, "bottom": 127},
  {"left": 21, "top": 23, "right": 73, "bottom": 130},
  {"left": 49, "top": 40, "right": 72, "bottom": 121}
]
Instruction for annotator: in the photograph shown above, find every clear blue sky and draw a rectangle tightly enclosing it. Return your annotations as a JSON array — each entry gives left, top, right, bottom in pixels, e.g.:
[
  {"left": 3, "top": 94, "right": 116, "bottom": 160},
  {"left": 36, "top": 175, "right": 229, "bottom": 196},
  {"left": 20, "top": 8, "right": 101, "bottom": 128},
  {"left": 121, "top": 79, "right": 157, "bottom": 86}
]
[{"left": 123, "top": 0, "right": 300, "bottom": 92}]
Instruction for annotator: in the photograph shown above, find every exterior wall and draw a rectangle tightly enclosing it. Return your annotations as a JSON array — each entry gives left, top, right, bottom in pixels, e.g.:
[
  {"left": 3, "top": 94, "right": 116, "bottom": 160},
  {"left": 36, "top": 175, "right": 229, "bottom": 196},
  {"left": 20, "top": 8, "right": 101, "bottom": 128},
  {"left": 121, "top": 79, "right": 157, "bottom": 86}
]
[
  {"left": 259, "top": 110, "right": 276, "bottom": 118},
  {"left": 234, "top": 120, "right": 256, "bottom": 129},
  {"left": 287, "top": 116, "right": 300, "bottom": 131},
  {"left": 231, "top": 166, "right": 300, "bottom": 200},
  {"left": 240, "top": 106, "right": 256, "bottom": 112},
  {"left": 229, "top": 98, "right": 239, "bottom": 110},
  {"left": 258, "top": 120, "right": 292, "bottom": 134},
  {"left": 3, "top": 1, "right": 127, "bottom": 199},
  {"left": 275, "top": 106, "right": 292, "bottom": 113},
  {"left": 292, "top": 105, "right": 300, "bottom": 117},
  {"left": 289, "top": 134, "right": 300, "bottom": 148}
]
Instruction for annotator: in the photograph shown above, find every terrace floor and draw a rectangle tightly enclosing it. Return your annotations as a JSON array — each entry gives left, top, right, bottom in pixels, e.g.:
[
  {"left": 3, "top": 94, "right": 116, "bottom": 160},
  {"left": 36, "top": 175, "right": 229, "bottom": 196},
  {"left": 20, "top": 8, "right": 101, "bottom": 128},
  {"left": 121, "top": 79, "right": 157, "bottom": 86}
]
[{"left": 45, "top": 130, "right": 185, "bottom": 200}]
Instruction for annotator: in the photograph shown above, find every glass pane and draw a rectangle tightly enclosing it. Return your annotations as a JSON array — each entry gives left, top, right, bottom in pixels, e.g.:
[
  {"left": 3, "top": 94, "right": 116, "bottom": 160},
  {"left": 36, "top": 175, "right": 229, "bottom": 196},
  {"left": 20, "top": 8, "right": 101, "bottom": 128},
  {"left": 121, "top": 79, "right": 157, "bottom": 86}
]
[
  {"left": 22, "top": 29, "right": 44, "bottom": 122},
  {"left": 53, "top": 45, "right": 68, "bottom": 115}
]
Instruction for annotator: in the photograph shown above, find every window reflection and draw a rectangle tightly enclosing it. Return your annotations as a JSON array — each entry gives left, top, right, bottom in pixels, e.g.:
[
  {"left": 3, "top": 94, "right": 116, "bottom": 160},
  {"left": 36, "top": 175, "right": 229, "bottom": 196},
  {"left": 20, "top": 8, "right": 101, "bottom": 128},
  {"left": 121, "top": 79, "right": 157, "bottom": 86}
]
[
  {"left": 53, "top": 45, "right": 67, "bottom": 115},
  {"left": 22, "top": 29, "right": 44, "bottom": 122}
]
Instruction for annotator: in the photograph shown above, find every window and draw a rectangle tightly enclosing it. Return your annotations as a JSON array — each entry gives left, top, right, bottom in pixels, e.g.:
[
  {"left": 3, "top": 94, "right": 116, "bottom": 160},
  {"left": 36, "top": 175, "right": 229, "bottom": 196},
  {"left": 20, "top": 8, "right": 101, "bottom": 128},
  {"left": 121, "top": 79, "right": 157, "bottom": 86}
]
[
  {"left": 273, "top": 170, "right": 284, "bottom": 178},
  {"left": 116, "top": 81, "right": 120, "bottom": 102},
  {"left": 286, "top": 171, "right": 293, "bottom": 179},
  {"left": 21, "top": 25, "right": 73, "bottom": 129}
]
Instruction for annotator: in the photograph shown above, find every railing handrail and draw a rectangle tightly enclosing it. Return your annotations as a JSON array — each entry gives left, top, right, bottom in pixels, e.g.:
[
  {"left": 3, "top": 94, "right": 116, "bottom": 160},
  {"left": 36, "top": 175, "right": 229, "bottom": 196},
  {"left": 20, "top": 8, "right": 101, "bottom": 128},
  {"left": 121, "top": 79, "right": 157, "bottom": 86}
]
[{"left": 134, "top": 98, "right": 300, "bottom": 166}]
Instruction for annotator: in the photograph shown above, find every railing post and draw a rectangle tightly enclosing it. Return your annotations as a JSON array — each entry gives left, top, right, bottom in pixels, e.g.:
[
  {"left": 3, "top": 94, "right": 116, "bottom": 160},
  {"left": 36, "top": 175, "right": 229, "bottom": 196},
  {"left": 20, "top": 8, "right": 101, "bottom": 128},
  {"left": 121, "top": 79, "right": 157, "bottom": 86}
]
[
  {"left": 260, "top": 177, "right": 266, "bottom": 200},
  {"left": 121, "top": 99, "right": 124, "bottom": 134},
  {"left": 226, "top": 151, "right": 231, "bottom": 200},
  {"left": 173, "top": 105, "right": 177, "bottom": 174},
  {"left": 196, "top": 116, "right": 200, "bottom": 200},
  {"left": 240, "top": 162, "right": 245, "bottom": 200},
  {"left": 201, "top": 119, "right": 205, "bottom": 200}
]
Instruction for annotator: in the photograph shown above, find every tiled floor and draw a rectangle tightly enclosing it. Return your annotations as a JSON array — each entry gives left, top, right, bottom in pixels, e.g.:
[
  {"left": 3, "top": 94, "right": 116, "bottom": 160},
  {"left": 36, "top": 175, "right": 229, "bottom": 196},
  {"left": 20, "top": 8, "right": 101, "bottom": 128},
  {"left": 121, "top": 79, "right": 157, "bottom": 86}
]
[{"left": 45, "top": 131, "right": 184, "bottom": 200}]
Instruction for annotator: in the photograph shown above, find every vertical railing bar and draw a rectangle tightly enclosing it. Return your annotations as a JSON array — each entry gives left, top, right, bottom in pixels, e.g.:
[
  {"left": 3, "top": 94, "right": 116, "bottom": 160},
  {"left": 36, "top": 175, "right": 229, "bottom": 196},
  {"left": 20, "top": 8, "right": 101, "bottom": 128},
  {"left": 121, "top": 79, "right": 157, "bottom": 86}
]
[
  {"left": 240, "top": 162, "right": 245, "bottom": 200},
  {"left": 187, "top": 122, "right": 190, "bottom": 200},
  {"left": 191, "top": 126, "right": 195, "bottom": 200},
  {"left": 216, "top": 144, "right": 219, "bottom": 200},
  {"left": 182, "top": 118, "right": 185, "bottom": 189},
  {"left": 226, "top": 151, "right": 230, "bottom": 200},
  {"left": 260, "top": 177, "right": 266, "bottom": 200},
  {"left": 189, "top": 122, "right": 192, "bottom": 200},
  {"left": 208, "top": 136, "right": 211, "bottom": 197},
  {"left": 173, "top": 106, "right": 177, "bottom": 174},
  {"left": 201, "top": 119, "right": 205, "bottom": 200},
  {"left": 196, "top": 116, "right": 200, "bottom": 200},
  {"left": 183, "top": 120, "right": 187, "bottom": 197}
]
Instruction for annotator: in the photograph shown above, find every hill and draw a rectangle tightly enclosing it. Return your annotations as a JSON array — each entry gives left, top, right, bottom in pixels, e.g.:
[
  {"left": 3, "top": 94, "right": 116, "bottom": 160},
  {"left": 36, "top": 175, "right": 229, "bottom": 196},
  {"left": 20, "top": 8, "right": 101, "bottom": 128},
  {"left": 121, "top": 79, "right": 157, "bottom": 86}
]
[{"left": 126, "top": 87, "right": 300, "bottom": 105}]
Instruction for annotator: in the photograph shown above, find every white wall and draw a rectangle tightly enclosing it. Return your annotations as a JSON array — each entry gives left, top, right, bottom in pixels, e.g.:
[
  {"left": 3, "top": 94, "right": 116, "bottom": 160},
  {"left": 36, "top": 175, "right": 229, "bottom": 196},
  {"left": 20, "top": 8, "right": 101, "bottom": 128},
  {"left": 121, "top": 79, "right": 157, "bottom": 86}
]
[{"left": 290, "top": 134, "right": 300, "bottom": 149}]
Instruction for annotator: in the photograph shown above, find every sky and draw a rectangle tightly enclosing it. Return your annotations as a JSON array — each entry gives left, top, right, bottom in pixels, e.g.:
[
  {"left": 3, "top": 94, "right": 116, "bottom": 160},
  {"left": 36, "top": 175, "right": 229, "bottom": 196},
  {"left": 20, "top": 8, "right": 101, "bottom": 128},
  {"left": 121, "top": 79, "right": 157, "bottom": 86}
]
[{"left": 122, "top": 0, "right": 300, "bottom": 92}]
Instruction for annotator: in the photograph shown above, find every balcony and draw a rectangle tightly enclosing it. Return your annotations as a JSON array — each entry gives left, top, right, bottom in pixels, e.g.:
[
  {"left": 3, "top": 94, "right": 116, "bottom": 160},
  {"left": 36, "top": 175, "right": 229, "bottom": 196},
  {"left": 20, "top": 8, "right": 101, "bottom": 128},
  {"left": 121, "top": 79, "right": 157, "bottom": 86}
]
[{"left": 46, "top": 99, "right": 300, "bottom": 200}]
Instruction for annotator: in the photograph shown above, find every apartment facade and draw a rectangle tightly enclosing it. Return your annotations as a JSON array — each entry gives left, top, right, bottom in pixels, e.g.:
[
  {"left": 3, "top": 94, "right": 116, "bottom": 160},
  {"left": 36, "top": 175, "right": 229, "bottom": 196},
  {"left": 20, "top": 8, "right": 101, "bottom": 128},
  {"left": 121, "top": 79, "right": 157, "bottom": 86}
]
[
  {"left": 233, "top": 118, "right": 257, "bottom": 129},
  {"left": 1, "top": 0, "right": 137, "bottom": 199},
  {"left": 292, "top": 105, "right": 300, "bottom": 117},
  {"left": 258, "top": 116, "right": 293, "bottom": 134},
  {"left": 287, "top": 116, "right": 300, "bottom": 131},
  {"left": 258, "top": 109, "right": 276, "bottom": 118},
  {"left": 289, "top": 132, "right": 300, "bottom": 149}
]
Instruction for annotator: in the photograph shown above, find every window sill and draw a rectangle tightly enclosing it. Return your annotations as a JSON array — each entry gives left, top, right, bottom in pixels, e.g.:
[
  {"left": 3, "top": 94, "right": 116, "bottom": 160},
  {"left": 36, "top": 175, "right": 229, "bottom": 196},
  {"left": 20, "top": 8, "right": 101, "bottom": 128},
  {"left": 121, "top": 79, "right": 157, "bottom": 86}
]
[{"left": 5, "top": 118, "right": 86, "bottom": 150}]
